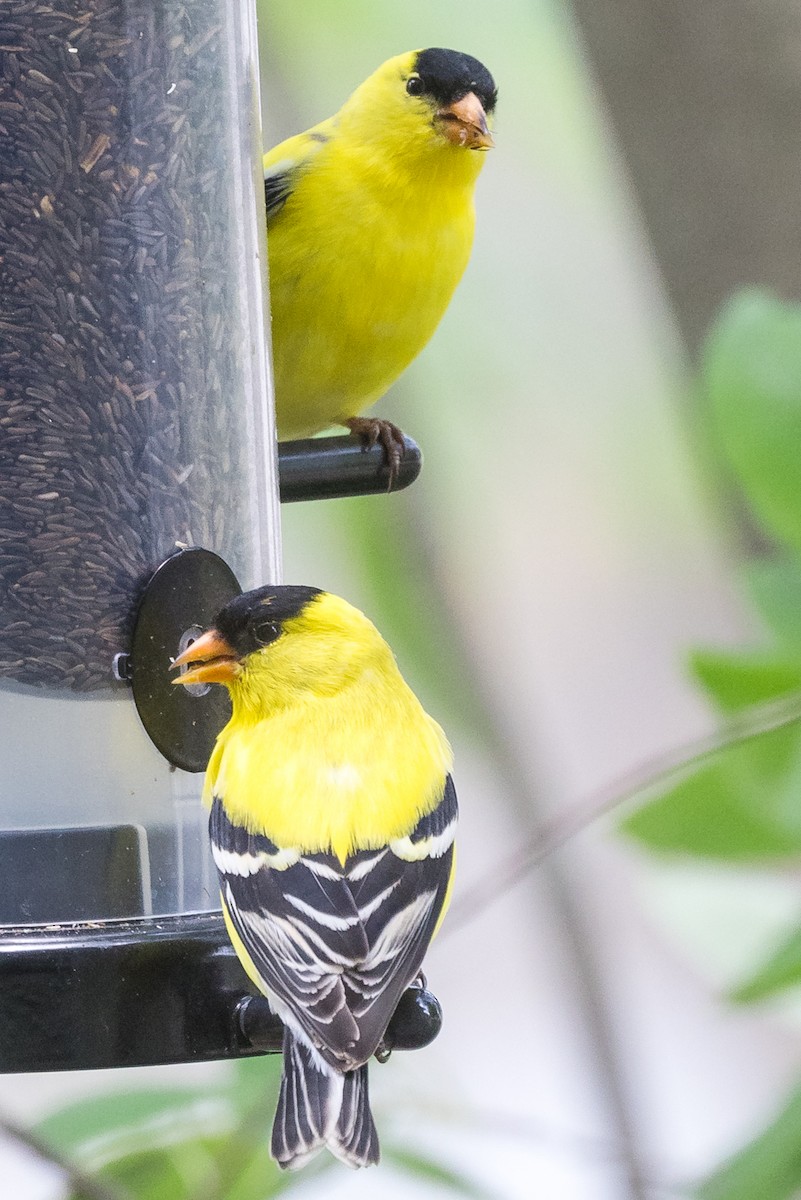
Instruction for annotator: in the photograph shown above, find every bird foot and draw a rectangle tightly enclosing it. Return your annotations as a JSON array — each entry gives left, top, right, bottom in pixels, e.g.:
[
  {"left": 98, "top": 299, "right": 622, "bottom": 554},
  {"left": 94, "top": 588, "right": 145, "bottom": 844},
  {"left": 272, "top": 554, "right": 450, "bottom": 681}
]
[
  {"left": 345, "top": 417, "right": 406, "bottom": 490},
  {"left": 373, "top": 973, "right": 427, "bottom": 1063},
  {"left": 374, "top": 1036, "right": 393, "bottom": 1064}
]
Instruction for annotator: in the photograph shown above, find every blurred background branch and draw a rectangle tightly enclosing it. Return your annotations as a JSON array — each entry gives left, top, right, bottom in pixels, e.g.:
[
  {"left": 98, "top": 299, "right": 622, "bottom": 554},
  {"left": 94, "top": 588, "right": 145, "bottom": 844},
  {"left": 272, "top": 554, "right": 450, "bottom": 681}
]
[
  {"left": 570, "top": 0, "right": 801, "bottom": 352},
  {"left": 0, "top": 1112, "right": 133, "bottom": 1200}
]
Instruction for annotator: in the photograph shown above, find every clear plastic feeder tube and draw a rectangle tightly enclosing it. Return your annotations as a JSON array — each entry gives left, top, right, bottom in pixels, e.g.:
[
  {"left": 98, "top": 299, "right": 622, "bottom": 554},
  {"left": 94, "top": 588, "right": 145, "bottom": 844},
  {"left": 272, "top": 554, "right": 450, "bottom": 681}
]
[{"left": 0, "top": 0, "right": 280, "bottom": 922}]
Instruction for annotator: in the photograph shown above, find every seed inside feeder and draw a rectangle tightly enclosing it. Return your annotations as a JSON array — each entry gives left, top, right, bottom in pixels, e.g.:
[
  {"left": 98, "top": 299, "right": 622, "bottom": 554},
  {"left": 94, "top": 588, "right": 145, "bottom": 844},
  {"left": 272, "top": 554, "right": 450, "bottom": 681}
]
[{"left": 0, "top": 0, "right": 250, "bottom": 692}]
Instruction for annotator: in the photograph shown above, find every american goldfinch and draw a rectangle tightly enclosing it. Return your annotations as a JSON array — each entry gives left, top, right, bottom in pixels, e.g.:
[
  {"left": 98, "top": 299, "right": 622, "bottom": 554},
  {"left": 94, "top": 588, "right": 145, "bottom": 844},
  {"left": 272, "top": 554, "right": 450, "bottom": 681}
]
[
  {"left": 172, "top": 585, "right": 457, "bottom": 1169},
  {"left": 264, "top": 48, "right": 496, "bottom": 477}
]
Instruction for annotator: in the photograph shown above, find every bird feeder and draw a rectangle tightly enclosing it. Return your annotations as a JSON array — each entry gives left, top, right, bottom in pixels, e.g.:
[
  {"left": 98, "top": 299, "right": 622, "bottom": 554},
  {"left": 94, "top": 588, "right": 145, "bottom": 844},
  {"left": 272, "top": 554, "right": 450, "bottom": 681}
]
[{"left": 0, "top": 0, "right": 430, "bottom": 1073}]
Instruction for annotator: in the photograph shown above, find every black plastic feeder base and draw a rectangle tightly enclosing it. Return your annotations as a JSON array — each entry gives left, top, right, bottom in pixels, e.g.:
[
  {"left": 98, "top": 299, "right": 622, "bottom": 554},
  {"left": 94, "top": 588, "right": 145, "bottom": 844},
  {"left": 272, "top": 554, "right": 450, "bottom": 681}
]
[{"left": 0, "top": 912, "right": 442, "bottom": 1072}]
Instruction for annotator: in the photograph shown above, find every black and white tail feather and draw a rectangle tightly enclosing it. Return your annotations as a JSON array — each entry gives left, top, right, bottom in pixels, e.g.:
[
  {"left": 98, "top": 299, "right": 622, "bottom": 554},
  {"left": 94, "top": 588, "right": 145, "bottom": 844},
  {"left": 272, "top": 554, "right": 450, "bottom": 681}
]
[
  {"left": 272, "top": 1032, "right": 378, "bottom": 1169},
  {"left": 210, "top": 777, "right": 457, "bottom": 1170}
]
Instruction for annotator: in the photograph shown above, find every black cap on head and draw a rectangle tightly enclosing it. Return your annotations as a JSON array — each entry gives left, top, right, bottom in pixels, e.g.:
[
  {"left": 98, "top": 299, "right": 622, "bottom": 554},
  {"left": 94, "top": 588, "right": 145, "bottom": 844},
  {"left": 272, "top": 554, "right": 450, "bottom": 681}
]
[
  {"left": 413, "top": 48, "right": 497, "bottom": 114},
  {"left": 214, "top": 585, "right": 322, "bottom": 656}
]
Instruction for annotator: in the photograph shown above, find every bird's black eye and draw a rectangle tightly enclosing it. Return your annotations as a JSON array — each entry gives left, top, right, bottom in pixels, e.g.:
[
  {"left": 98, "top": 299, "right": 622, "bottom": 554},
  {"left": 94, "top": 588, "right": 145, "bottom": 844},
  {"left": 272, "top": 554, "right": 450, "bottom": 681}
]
[
  {"left": 406, "top": 76, "right": 424, "bottom": 96},
  {"left": 252, "top": 620, "right": 280, "bottom": 647}
]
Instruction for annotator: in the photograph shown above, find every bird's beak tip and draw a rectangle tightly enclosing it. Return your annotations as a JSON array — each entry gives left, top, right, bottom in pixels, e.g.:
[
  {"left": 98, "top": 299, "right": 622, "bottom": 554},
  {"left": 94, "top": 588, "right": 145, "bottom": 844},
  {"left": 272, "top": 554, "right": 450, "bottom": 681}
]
[
  {"left": 436, "top": 92, "right": 494, "bottom": 151},
  {"left": 170, "top": 628, "right": 239, "bottom": 686}
]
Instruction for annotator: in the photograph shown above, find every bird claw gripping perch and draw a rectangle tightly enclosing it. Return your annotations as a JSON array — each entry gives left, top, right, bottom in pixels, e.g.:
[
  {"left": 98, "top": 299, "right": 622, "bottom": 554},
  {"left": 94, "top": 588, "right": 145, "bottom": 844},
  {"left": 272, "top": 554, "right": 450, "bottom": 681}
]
[
  {"left": 374, "top": 1037, "right": 393, "bottom": 1064},
  {"left": 345, "top": 417, "right": 408, "bottom": 490}
]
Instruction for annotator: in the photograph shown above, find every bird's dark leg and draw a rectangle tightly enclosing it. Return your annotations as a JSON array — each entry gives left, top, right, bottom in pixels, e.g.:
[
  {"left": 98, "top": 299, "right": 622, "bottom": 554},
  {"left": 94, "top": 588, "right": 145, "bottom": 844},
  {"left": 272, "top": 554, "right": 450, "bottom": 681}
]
[
  {"left": 345, "top": 417, "right": 406, "bottom": 490},
  {"left": 374, "top": 1037, "right": 393, "bottom": 1063},
  {"left": 373, "top": 973, "right": 430, "bottom": 1063}
]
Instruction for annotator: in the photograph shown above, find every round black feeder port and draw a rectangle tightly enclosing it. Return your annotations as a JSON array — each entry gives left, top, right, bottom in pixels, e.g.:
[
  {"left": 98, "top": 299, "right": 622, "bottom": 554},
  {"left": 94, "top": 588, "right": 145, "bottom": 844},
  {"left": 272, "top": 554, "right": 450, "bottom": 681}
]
[{"left": 129, "top": 549, "right": 242, "bottom": 774}]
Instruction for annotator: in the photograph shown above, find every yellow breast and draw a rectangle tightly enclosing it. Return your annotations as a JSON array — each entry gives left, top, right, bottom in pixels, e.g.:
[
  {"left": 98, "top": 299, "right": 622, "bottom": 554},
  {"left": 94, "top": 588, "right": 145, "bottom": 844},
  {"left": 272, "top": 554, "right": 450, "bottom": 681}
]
[
  {"left": 267, "top": 139, "right": 478, "bottom": 437},
  {"left": 206, "top": 661, "right": 452, "bottom": 864}
]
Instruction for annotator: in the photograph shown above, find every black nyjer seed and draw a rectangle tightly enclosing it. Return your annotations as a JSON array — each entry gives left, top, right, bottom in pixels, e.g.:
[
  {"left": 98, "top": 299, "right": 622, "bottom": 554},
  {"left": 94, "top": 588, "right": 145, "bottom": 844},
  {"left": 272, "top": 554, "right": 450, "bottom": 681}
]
[{"left": 0, "top": 0, "right": 250, "bottom": 692}]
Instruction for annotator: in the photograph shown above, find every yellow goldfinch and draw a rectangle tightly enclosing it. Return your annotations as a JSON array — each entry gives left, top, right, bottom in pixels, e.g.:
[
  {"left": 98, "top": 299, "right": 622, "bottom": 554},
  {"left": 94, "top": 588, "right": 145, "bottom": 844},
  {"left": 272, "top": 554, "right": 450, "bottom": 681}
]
[
  {"left": 172, "top": 585, "right": 457, "bottom": 1169},
  {"left": 264, "top": 48, "right": 496, "bottom": 476}
]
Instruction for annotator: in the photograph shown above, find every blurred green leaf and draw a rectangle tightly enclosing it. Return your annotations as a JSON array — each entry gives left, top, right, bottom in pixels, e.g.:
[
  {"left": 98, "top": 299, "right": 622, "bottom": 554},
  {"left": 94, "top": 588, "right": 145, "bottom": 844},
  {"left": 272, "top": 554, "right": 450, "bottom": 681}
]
[
  {"left": 623, "top": 642, "right": 801, "bottom": 859},
  {"left": 695, "top": 1080, "right": 801, "bottom": 1200},
  {"left": 96, "top": 1146, "right": 204, "bottom": 1200},
  {"left": 621, "top": 722, "right": 801, "bottom": 859},
  {"left": 41, "top": 1059, "right": 486, "bottom": 1200},
  {"left": 745, "top": 557, "right": 801, "bottom": 652},
  {"left": 37, "top": 1057, "right": 306, "bottom": 1200},
  {"left": 730, "top": 920, "right": 801, "bottom": 1004},
  {"left": 705, "top": 291, "right": 801, "bottom": 553},
  {"left": 61, "top": 1112, "right": 308, "bottom": 1200},
  {"left": 229, "top": 1054, "right": 282, "bottom": 1116},
  {"left": 690, "top": 648, "right": 801, "bottom": 713},
  {"left": 214, "top": 1143, "right": 280, "bottom": 1200},
  {"left": 383, "top": 1144, "right": 494, "bottom": 1199},
  {"left": 36, "top": 1089, "right": 220, "bottom": 1159},
  {"left": 217, "top": 1139, "right": 328, "bottom": 1200}
]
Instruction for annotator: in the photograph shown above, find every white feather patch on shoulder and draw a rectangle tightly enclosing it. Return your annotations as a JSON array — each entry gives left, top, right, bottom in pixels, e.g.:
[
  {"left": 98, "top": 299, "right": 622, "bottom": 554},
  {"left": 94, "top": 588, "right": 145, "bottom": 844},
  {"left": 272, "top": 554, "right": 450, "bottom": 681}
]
[
  {"left": 285, "top": 893, "right": 360, "bottom": 930},
  {"left": 212, "top": 843, "right": 300, "bottom": 876},
  {"left": 263, "top": 156, "right": 295, "bottom": 180},
  {"left": 389, "top": 820, "right": 456, "bottom": 862},
  {"left": 346, "top": 851, "right": 387, "bottom": 881}
]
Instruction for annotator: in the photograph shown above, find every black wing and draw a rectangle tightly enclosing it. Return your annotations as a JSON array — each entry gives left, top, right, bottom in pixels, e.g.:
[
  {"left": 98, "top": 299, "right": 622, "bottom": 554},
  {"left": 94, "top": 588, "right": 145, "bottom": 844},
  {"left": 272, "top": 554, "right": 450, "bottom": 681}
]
[
  {"left": 211, "top": 777, "right": 457, "bottom": 1070},
  {"left": 264, "top": 168, "right": 295, "bottom": 222},
  {"left": 263, "top": 128, "right": 332, "bottom": 224},
  {"left": 342, "top": 776, "right": 458, "bottom": 1057}
]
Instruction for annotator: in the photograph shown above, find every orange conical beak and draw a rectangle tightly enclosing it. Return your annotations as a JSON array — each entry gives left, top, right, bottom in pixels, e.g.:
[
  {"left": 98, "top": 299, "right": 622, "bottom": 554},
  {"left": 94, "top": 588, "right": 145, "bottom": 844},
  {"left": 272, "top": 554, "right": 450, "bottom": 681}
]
[
  {"left": 436, "top": 92, "right": 494, "bottom": 150},
  {"left": 170, "top": 628, "right": 240, "bottom": 686}
]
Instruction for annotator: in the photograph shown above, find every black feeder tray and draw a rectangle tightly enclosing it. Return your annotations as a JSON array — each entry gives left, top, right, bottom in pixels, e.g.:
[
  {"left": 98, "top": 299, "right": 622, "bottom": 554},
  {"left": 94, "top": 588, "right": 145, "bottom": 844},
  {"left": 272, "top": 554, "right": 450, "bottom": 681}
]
[{"left": 0, "top": 914, "right": 443, "bottom": 1072}]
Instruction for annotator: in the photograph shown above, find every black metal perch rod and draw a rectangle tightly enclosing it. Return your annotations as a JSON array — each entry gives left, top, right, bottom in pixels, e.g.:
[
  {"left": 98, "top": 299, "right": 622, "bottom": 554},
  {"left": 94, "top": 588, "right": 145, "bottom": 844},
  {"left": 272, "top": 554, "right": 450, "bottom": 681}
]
[
  {"left": 237, "top": 980, "right": 442, "bottom": 1056},
  {"left": 278, "top": 435, "right": 422, "bottom": 502}
]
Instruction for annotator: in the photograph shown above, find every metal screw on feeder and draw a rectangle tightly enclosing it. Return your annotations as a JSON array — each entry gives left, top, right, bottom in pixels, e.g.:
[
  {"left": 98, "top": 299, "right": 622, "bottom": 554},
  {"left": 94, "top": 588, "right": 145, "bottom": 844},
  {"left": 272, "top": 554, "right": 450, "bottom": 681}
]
[{"left": 0, "top": 0, "right": 439, "bottom": 1073}]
